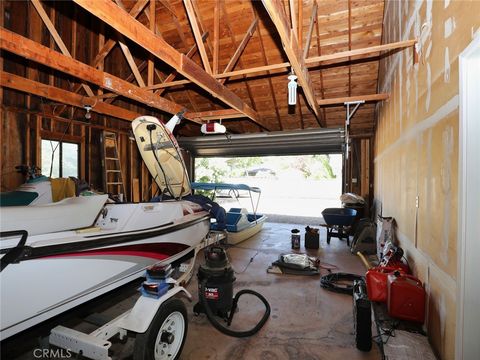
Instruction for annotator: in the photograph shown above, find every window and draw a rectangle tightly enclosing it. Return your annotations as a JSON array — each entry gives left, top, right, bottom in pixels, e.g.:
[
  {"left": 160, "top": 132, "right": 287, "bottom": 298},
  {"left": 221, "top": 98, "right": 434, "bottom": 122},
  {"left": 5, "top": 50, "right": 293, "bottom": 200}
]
[{"left": 41, "top": 140, "right": 79, "bottom": 178}]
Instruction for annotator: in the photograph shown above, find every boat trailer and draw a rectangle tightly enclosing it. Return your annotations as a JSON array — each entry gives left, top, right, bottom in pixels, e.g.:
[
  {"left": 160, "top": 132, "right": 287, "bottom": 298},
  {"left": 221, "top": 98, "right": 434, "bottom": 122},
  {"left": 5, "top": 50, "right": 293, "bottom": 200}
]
[{"left": 48, "top": 231, "right": 225, "bottom": 360}]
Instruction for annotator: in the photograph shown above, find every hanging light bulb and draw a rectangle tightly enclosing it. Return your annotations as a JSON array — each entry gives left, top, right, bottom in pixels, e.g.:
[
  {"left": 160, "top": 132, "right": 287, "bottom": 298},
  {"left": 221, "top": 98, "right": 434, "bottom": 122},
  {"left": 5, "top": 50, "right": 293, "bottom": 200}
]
[
  {"left": 84, "top": 105, "right": 92, "bottom": 119},
  {"left": 288, "top": 71, "right": 298, "bottom": 105}
]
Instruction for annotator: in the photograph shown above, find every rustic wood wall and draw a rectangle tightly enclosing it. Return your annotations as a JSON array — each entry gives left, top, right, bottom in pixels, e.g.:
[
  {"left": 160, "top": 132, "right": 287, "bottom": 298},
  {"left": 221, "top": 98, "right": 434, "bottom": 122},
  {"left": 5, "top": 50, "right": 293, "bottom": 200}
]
[{"left": 0, "top": 1, "right": 164, "bottom": 200}]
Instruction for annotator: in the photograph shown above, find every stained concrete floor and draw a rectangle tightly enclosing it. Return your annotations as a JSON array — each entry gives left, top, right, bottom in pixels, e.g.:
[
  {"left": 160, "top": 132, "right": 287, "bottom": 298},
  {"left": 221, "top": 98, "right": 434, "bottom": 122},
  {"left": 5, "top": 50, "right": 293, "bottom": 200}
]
[{"left": 2, "top": 222, "right": 381, "bottom": 360}]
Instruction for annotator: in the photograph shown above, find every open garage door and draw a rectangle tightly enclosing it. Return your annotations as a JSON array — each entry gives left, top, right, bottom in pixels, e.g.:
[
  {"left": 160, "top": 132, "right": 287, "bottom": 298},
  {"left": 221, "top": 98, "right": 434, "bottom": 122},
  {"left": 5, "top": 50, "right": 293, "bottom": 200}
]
[{"left": 178, "top": 128, "right": 344, "bottom": 157}]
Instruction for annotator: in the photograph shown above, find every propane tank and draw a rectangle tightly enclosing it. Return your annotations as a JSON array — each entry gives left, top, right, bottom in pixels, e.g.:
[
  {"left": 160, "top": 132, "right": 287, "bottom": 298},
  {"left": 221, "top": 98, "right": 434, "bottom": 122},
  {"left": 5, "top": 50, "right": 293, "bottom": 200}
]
[{"left": 196, "top": 247, "right": 235, "bottom": 318}]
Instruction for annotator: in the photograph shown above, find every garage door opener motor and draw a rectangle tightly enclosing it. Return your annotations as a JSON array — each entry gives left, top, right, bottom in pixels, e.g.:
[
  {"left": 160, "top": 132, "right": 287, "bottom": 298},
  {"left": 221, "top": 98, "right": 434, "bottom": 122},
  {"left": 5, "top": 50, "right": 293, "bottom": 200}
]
[{"left": 194, "top": 246, "right": 271, "bottom": 337}]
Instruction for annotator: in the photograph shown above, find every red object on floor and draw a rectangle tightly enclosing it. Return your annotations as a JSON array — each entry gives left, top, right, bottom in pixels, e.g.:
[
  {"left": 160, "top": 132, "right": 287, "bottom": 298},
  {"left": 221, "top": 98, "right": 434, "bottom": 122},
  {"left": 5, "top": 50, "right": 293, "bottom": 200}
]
[
  {"left": 365, "top": 266, "right": 401, "bottom": 302},
  {"left": 387, "top": 272, "right": 426, "bottom": 323}
]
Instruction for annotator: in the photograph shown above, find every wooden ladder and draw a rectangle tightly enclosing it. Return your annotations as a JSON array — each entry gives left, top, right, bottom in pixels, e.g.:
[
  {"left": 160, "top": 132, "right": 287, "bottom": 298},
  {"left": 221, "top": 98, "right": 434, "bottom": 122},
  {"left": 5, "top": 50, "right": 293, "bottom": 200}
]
[{"left": 101, "top": 131, "right": 127, "bottom": 201}]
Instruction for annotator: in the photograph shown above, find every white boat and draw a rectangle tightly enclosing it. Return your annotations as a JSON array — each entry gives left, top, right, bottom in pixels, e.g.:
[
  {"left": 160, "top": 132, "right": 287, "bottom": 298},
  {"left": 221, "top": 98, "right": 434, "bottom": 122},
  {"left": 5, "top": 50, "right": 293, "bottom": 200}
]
[
  {"left": 190, "top": 182, "right": 267, "bottom": 244},
  {"left": 0, "top": 114, "right": 210, "bottom": 340}
]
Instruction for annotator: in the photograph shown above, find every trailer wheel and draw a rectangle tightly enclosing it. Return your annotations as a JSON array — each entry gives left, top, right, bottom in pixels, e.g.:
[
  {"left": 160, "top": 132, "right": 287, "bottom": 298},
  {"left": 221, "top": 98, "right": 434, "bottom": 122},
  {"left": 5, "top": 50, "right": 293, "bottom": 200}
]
[{"left": 133, "top": 298, "right": 188, "bottom": 360}]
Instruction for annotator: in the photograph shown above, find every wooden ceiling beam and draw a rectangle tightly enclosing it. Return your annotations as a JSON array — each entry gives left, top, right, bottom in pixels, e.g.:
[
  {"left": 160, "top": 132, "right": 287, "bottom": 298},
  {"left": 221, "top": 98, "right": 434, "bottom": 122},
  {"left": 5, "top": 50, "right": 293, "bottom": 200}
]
[
  {"left": 92, "top": 0, "right": 148, "bottom": 68},
  {"left": 148, "top": 0, "right": 155, "bottom": 87},
  {"left": 62, "top": 0, "right": 148, "bottom": 107},
  {"left": 252, "top": 3, "right": 283, "bottom": 131},
  {"left": 183, "top": 0, "right": 212, "bottom": 74},
  {"left": 297, "top": 0, "right": 303, "bottom": 48},
  {"left": 154, "top": 39, "right": 416, "bottom": 88},
  {"left": 1, "top": 72, "right": 140, "bottom": 121},
  {"left": 314, "top": 1, "right": 327, "bottom": 125},
  {"left": 0, "top": 28, "right": 185, "bottom": 116},
  {"left": 303, "top": 2, "right": 317, "bottom": 59},
  {"left": 316, "top": 93, "right": 389, "bottom": 106},
  {"left": 185, "top": 109, "right": 245, "bottom": 121},
  {"left": 155, "top": 32, "right": 208, "bottom": 96},
  {"left": 213, "top": 0, "right": 220, "bottom": 75},
  {"left": 117, "top": 38, "right": 146, "bottom": 87},
  {"left": 220, "top": 18, "right": 258, "bottom": 84},
  {"left": 288, "top": 0, "right": 297, "bottom": 40},
  {"left": 305, "top": 39, "right": 417, "bottom": 64},
  {"left": 72, "top": 0, "right": 262, "bottom": 126},
  {"left": 31, "top": 0, "right": 94, "bottom": 97},
  {"left": 261, "top": 0, "right": 323, "bottom": 126}
]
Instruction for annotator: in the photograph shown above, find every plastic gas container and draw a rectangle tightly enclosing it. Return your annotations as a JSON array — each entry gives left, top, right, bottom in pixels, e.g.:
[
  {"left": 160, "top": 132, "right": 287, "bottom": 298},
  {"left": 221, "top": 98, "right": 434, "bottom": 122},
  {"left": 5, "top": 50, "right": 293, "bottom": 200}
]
[
  {"left": 387, "top": 271, "right": 425, "bottom": 323},
  {"left": 365, "top": 266, "right": 401, "bottom": 302}
]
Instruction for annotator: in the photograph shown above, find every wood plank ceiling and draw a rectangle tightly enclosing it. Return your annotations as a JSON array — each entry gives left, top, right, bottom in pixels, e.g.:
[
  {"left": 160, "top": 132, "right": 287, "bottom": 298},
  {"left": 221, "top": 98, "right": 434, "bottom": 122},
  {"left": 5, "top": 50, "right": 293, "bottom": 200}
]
[{"left": 0, "top": 0, "right": 417, "bottom": 137}]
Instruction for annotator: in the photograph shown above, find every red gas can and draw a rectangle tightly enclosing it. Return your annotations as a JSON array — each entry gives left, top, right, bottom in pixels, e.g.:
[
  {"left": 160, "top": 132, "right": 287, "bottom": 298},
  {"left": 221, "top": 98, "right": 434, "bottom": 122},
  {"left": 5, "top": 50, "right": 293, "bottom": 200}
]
[
  {"left": 387, "top": 272, "right": 425, "bottom": 323},
  {"left": 366, "top": 266, "right": 400, "bottom": 302}
]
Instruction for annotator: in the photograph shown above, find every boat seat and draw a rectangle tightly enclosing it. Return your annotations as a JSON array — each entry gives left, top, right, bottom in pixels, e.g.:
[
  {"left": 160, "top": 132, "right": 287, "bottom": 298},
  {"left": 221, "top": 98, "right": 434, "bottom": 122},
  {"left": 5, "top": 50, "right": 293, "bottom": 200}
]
[{"left": 225, "top": 209, "right": 251, "bottom": 232}]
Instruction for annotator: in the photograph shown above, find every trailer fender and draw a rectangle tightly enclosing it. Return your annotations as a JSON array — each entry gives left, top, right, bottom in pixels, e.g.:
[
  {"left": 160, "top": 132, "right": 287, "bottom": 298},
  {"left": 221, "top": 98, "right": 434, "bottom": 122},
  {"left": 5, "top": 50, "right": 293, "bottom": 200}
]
[{"left": 117, "top": 287, "right": 191, "bottom": 334}]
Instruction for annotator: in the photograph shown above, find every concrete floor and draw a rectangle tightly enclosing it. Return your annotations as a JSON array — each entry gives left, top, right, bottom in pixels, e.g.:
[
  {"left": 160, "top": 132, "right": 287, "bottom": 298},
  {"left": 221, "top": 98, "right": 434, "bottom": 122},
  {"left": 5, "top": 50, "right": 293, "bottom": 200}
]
[{"left": 2, "top": 222, "right": 381, "bottom": 360}]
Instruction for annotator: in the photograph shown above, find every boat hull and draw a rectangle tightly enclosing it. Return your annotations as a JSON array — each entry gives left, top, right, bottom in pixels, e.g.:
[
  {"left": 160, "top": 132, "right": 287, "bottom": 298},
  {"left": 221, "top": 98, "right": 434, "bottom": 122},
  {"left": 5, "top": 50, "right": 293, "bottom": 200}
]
[
  {"left": 0, "top": 202, "right": 210, "bottom": 340},
  {"left": 226, "top": 214, "right": 267, "bottom": 245}
]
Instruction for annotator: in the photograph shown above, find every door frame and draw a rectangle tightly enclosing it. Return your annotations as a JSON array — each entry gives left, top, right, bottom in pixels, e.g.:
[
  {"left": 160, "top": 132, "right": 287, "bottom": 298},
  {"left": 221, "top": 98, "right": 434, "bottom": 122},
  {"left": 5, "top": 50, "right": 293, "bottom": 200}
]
[{"left": 456, "top": 33, "right": 480, "bottom": 359}]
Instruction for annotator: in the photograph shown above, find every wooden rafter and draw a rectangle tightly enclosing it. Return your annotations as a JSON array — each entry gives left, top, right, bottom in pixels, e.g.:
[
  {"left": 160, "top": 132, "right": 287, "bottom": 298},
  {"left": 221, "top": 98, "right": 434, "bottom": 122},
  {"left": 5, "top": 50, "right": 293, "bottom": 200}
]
[
  {"left": 220, "top": 3, "right": 254, "bottom": 132},
  {"left": 252, "top": 3, "right": 282, "bottom": 131},
  {"left": 143, "top": 0, "right": 202, "bottom": 118},
  {"left": 31, "top": 0, "right": 94, "bottom": 97},
  {"left": 158, "top": 0, "right": 187, "bottom": 46},
  {"left": 298, "top": 0, "right": 303, "bottom": 47},
  {"left": 303, "top": 2, "right": 317, "bottom": 59},
  {"left": 189, "top": 0, "right": 214, "bottom": 60},
  {"left": 155, "top": 32, "right": 208, "bottom": 96},
  {"left": 305, "top": 40, "right": 417, "bottom": 64},
  {"left": 288, "top": 0, "right": 297, "bottom": 39},
  {"left": 117, "top": 38, "right": 146, "bottom": 87},
  {"left": 0, "top": 28, "right": 187, "bottom": 117},
  {"left": 185, "top": 109, "right": 244, "bottom": 121},
  {"left": 1, "top": 72, "right": 140, "bottom": 121},
  {"left": 315, "top": 8, "right": 327, "bottom": 124},
  {"left": 60, "top": 0, "right": 148, "bottom": 113},
  {"left": 316, "top": 93, "right": 389, "bottom": 106},
  {"left": 148, "top": 0, "right": 155, "bottom": 87},
  {"left": 261, "top": 0, "right": 323, "bottom": 126},
  {"left": 92, "top": 0, "right": 148, "bottom": 69},
  {"left": 183, "top": 0, "right": 212, "bottom": 74},
  {"left": 72, "top": 0, "right": 262, "bottom": 126},
  {"left": 348, "top": 0, "right": 352, "bottom": 97},
  {"left": 155, "top": 40, "right": 417, "bottom": 89},
  {"left": 220, "top": 18, "right": 258, "bottom": 84},
  {"left": 213, "top": 0, "right": 220, "bottom": 75}
]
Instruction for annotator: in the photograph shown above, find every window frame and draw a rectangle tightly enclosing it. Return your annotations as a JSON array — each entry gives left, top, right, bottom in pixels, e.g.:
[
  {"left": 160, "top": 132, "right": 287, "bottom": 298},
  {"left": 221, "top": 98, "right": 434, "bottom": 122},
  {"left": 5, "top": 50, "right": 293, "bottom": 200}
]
[{"left": 41, "top": 138, "right": 80, "bottom": 178}]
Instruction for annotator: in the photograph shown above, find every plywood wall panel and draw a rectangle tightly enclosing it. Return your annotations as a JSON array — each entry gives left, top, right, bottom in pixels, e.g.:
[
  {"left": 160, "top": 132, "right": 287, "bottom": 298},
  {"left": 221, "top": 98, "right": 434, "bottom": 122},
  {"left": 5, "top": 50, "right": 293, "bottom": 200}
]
[{"left": 375, "top": 1, "right": 480, "bottom": 359}]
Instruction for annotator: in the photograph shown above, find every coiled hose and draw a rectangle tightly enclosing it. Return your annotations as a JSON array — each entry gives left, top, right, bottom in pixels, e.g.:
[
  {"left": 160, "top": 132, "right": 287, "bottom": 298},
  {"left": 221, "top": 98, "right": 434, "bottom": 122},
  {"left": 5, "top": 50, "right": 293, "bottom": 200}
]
[
  {"left": 199, "top": 279, "right": 271, "bottom": 337},
  {"left": 320, "top": 272, "right": 364, "bottom": 295}
]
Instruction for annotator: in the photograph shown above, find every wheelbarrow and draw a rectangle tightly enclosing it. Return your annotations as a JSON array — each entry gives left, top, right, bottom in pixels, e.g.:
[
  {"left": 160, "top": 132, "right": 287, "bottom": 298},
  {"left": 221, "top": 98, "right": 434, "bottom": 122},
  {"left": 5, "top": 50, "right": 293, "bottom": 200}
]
[{"left": 321, "top": 208, "right": 357, "bottom": 245}]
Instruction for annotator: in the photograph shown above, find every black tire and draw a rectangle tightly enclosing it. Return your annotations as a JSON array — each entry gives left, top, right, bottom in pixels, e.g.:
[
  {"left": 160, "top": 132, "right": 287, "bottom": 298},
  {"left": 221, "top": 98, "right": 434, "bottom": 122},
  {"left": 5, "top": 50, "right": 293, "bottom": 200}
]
[
  {"left": 327, "top": 233, "right": 331, "bottom": 244},
  {"left": 133, "top": 298, "right": 188, "bottom": 360}
]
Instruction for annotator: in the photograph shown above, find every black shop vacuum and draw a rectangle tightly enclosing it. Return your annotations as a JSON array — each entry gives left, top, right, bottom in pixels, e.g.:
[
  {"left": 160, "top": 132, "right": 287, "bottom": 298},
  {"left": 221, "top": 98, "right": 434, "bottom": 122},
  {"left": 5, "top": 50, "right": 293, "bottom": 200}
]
[{"left": 193, "top": 246, "right": 271, "bottom": 337}]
